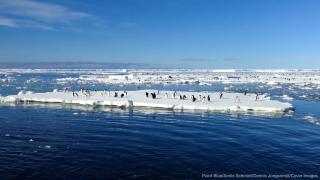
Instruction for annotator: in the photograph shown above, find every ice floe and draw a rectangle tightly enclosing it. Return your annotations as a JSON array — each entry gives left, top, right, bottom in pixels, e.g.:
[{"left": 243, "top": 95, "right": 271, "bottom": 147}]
[
  {"left": 1, "top": 69, "right": 320, "bottom": 89},
  {"left": 0, "top": 90, "right": 293, "bottom": 113},
  {"left": 51, "top": 69, "right": 320, "bottom": 89},
  {"left": 303, "top": 116, "right": 320, "bottom": 125},
  {"left": 281, "top": 95, "right": 294, "bottom": 101}
]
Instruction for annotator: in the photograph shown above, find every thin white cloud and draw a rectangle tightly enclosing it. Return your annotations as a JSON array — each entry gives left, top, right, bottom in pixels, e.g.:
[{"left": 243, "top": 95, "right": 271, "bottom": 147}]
[
  {"left": 0, "top": 16, "right": 54, "bottom": 30},
  {"left": 0, "top": 17, "right": 18, "bottom": 27},
  {"left": 0, "top": 0, "right": 91, "bottom": 30},
  {"left": 18, "top": 19, "right": 54, "bottom": 30}
]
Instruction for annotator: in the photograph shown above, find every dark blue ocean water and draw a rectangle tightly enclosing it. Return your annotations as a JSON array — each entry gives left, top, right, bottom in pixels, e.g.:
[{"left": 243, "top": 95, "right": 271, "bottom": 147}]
[{"left": 0, "top": 73, "right": 320, "bottom": 179}]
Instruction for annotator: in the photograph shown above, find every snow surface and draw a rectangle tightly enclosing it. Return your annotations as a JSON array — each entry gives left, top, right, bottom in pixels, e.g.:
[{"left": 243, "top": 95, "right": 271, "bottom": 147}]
[{"left": 0, "top": 90, "right": 293, "bottom": 113}]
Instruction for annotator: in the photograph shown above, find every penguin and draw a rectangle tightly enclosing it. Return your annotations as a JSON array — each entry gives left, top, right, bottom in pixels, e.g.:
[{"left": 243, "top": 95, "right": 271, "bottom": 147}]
[
  {"left": 151, "top": 93, "right": 156, "bottom": 99},
  {"left": 192, "top": 95, "right": 196, "bottom": 102},
  {"left": 219, "top": 92, "right": 223, "bottom": 99}
]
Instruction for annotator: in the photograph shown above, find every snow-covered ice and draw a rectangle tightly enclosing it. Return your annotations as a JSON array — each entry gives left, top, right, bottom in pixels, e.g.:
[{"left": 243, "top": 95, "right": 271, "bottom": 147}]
[{"left": 0, "top": 90, "right": 293, "bottom": 113}]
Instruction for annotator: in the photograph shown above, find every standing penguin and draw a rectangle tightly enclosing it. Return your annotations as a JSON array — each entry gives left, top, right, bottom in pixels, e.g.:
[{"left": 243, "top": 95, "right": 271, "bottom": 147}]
[
  {"left": 202, "top": 96, "right": 206, "bottom": 102},
  {"left": 235, "top": 96, "right": 240, "bottom": 102},
  {"left": 219, "top": 92, "right": 223, "bottom": 99},
  {"left": 183, "top": 95, "right": 187, "bottom": 100},
  {"left": 192, "top": 95, "right": 196, "bottom": 102}
]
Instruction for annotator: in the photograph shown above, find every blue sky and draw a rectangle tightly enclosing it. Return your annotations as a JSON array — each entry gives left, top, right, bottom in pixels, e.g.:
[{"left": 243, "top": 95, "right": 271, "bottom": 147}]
[{"left": 0, "top": 0, "right": 320, "bottom": 68}]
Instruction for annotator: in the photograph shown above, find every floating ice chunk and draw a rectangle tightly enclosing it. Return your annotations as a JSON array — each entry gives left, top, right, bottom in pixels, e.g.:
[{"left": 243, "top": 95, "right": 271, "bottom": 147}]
[
  {"left": 16, "top": 86, "right": 26, "bottom": 90},
  {"left": 53, "top": 89, "right": 59, "bottom": 92},
  {"left": 303, "top": 116, "right": 320, "bottom": 125},
  {"left": 44, "top": 145, "right": 51, "bottom": 149},
  {"left": 300, "top": 86, "right": 313, "bottom": 90},
  {"left": 29, "top": 139, "right": 34, "bottom": 142},
  {"left": 26, "top": 78, "right": 41, "bottom": 84},
  {"left": 267, "top": 81, "right": 277, "bottom": 85},
  {"left": 282, "top": 95, "right": 293, "bottom": 101},
  {"left": 199, "top": 82, "right": 211, "bottom": 86}
]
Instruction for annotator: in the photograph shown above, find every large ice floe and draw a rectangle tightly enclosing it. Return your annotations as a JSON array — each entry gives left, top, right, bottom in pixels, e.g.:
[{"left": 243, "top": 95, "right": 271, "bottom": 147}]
[
  {"left": 51, "top": 69, "right": 320, "bottom": 90},
  {"left": 2, "top": 68, "right": 320, "bottom": 88},
  {"left": 0, "top": 90, "right": 293, "bottom": 113}
]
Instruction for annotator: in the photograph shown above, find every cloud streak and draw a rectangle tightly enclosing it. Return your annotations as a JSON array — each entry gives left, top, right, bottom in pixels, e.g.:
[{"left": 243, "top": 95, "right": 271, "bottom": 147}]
[
  {"left": 0, "top": 17, "right": 54, "bottom": 30},
  {"left": 0, "top": 17, "right": 18, "bottom": 27},
  {"left": 0, "top": 0, "right": 91, "bottom": 29}
]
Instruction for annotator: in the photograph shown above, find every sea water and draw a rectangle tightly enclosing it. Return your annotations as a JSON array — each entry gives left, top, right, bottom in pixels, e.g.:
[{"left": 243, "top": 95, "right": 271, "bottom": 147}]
[{"left": 0, "top": 72, "right": 320, "bottom": 179}]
